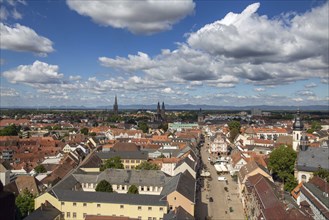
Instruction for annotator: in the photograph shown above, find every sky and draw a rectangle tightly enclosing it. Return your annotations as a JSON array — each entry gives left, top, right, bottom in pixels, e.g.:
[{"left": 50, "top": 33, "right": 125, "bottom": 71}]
[{"left": 0, "top": 0, "right": 328, "bottom": 108}]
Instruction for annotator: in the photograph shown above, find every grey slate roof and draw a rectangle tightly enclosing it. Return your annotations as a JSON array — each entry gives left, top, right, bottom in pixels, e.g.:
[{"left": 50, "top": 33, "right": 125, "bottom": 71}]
[
  {"left": 297, "top": 147, "right": 329, "bottom": 172},
  {"left": 163, "top": 206, "right": 195, "bottom": 220},
  {"left": 72, "top": 169, "right": 171, "bottom": 187},
  {"left": 52, "top": 189, "right": 167, "bottom": 206},
  {"left": 175, "top": 156, "right": 196, "bottom": 170},
  {"left": 96, "top": 151, "right": 148, "bottom": 160},
  {"left": 80, "top": 153, "right": 102, "bottom": 168},
  {"left": 24, "top": 203, "right": 61, "bottom": 220},
  {"left": 303, "top": 182, "right": 329, "bottom": 209},
  {"left": 161, "top": 171, "right": 195, "bottom": 203}
]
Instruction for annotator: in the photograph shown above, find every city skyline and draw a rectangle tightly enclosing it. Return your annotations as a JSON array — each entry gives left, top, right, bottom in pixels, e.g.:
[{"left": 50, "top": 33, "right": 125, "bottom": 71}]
[{"left": 0, "top": 0, "right": 328, "bottom": 107}]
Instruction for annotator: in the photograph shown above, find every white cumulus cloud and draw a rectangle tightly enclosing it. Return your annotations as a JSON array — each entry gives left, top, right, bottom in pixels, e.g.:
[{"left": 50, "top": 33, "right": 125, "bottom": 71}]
[
  {"left": 2, "top": 60, "right": 64, "bottom": 84},
  {"left": 99, "top": 2, "right": 328, "bottom": 87},
  {"left": 0, "top": 23, "right": 54, "bottom": 55},
  {"left": 66, "top": 0, "right": 195, "bottom": 34}
]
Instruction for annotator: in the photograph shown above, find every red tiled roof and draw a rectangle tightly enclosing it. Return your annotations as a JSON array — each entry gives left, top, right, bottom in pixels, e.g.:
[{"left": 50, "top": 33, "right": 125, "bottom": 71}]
[{"left": 0, "top": 119, "right": 30, "bottom": 127}]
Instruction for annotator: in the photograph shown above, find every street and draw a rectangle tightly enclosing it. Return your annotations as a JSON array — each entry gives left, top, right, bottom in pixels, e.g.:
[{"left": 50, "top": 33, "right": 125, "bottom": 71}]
[{"left": 195, "top": 137, "right": 244, "bottom": 220}]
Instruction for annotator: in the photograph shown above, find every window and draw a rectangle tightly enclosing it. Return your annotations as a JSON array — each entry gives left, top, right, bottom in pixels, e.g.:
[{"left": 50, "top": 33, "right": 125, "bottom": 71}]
[
  {"left": 61, "top": 202, "right": 65, "bottom": 206},
  {"left": 131, "top": 160, "right": 135, "bottom": 163},
  {"left": 83, "top": 203, "right": 87, "bottom": 207},
  {"left": 141, "top": 187, "right": 144, "bottom": 191},
  {"left": 73, "top": 212, "right": 76, "bottom": 218},
  {"left": 148, "top": 218, "right": 152, "bottom": 220},
  {"left": 97, "top": 204, "right": 101, "bottom": 208},
  {"left": 148, "top": 207, "right": 152, "bottom": 211},
  {"left": 138, "top": 206, "right": 142, "bottom": 211},
  {"left": 153, "top": 218, "right": 157, "bottom": 220},
  {"left": 120, "top": 205, "right": 124, "bottom": 209},
  {"left": 83, "top": 213, "right": 87, "bottom": 218},
  {"left": 125, "top": 159, "right": 129, "bottom": 163},
  {"left": 301, "top": 175, "right": 307, "bottom": 182},
  {"left": 61, "top": 212, "right": 64, "bottom": 217},
  {"left": 138, "top": 217, "right": 142, "bottom": 220},
  {"left": 117, "top": 185, "right": 120, "bottom": 190},
  {"left": 147, "top": 187, "right": 150, "bottom": 191},
  {"left": 66, "top": 212, "right": 70, "bottom": 218},
  {"left": 159, "top": 207, "right": 163, "bottom": 211},
  {"left": 122, "top": 185, "right": 125, "bottom": 190},
  {"left": 136, "top": 160, "right": 140, "bottom": 163},
  {"left": 73, "top": 202, "right": 76, "bottom": 206}
]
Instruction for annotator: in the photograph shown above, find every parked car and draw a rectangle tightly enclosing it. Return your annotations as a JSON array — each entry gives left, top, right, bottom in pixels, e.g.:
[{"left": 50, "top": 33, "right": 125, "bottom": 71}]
[{"left": 218, "top": 176, "right": 227, "bottom": 181}]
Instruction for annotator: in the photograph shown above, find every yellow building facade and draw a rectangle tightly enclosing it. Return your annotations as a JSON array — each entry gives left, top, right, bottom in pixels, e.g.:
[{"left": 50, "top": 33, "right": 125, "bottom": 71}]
[{"left": 35, "top": 191, "right": 168, "bottom": 220}]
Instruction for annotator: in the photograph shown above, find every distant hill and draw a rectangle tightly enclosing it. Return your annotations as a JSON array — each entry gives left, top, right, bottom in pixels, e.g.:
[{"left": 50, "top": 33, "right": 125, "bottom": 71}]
[{"left": 1, "top": 104, "right": 328, "bottom": 111}]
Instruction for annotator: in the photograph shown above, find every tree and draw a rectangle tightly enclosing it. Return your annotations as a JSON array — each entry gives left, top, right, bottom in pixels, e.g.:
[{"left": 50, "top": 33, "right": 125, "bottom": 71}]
[
  {"left": 34, "top": 164, "right": 47, "bottom": 174},
  {"left": 100, "top": 156, "right": 124, "bottom": 171},
  {"left": 135, "top": 161, "right": 159, "bottom": 170},
  {"left": 0, "top": 124, "right": 20, "bottom": 136},
  {"left": 228, "top": 121, "right": 241, "bottom": 143},
  {"left": 127, "top": 184, "right": 139, "bottom": 194},
  {"left": 314, "top": 168, "right": 329, "bottom": 182},
  {"left": 95, "top": 180, "right": 113, "bottom": 193},
  {"left": 307, "top": 121, "right": 322, "bottom": 133},
  {"left": 228, "top": 120, "right": 241, "bottom": 132},
  {"left": 80, "top": 127, "right": 89, "bottom": 135},
  {"left": 15, "top": 188, "right": 35, "bottom": 218},
  {"left": 138, "top": 122, "right": 149, "bottom": 133},
  {"left": 229, "top": 128, "right": 239, "bottom": 143},
  {"left": 158, "top": 123, "right": 168, "bottom": 132},
  {"left": 268, "top": 145, "right": 297, "bottom": 181},
  {"left": 283, "top": 173, "right": 298, "bottom": 192}
]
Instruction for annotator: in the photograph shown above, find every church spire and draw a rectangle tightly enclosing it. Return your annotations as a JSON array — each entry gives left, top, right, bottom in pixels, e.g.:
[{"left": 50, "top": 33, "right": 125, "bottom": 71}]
[
  {"left": 161, "top": 102, "right": 165, "bottom": 120},
  {"left": 113, "top": 95, "right": 118, "bottom": 115}
]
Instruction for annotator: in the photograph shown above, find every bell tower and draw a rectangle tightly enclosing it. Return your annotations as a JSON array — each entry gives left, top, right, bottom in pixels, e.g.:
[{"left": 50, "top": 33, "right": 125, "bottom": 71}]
[{"left": 292, "top": 110, "right": 303, "bottom": 151}]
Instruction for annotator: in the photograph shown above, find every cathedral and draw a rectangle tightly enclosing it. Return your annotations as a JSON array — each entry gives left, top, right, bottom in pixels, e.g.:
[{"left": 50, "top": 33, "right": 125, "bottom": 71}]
[{"left": 154, "top": 102, "right": 166, "bottom": 122}]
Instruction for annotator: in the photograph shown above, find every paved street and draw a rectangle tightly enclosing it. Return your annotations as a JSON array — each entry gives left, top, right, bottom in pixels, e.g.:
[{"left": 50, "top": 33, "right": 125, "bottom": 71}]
[{"left": 196, "top": 137, "right": 244, "bottom": 220}]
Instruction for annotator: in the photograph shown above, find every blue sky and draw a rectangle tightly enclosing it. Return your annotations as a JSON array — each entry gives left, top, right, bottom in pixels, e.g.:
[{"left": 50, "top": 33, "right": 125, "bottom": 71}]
[{"left": 0, "top": 0, "right": 328, "bottom": 108}]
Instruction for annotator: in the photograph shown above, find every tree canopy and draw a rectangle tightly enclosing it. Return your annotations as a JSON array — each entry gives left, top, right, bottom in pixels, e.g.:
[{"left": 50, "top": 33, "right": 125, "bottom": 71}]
[
  {"left": 135, "top": 161, "right": 159, "bottom": 170},
  {"left": 101, "top": 156, "right": 124, "bottom": 171},
  {"left": 15, "top": 188, "right": 35, "bottom": 218},
  {"left": 95, "top": 180, "right": 113, "bottom": 193},
  {"left": 0, "top": 124, "right": 20, "bottom": 136},
  {"left": 34, "top": 164, "right": 47, "bottom": 174},
  {"left": 314, "top": 168, "right": 329, "bottom": 182},
  {"left": 228, "top": 121, "right": 241, "bottom": 143},
  {"left": 268, "top": 145, "right": 297, "bottom": 191},
  {"left": 80, "top": 127, "right": 89, "bottom": 135},
  {"left": 127, "top": 184, "right": 139, "bottom": 194},
  {"left": 138, "top": 122, "right": 149, "bottom": 133}
]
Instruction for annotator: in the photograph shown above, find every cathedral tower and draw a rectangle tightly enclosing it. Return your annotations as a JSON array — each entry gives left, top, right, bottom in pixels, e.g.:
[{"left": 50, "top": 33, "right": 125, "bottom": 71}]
[
  {"left": 113, "top": 96, "right": 118, "bottom": 115},
  {"left": 161, "top": 102, "right": 166, "bottom": 120}
]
